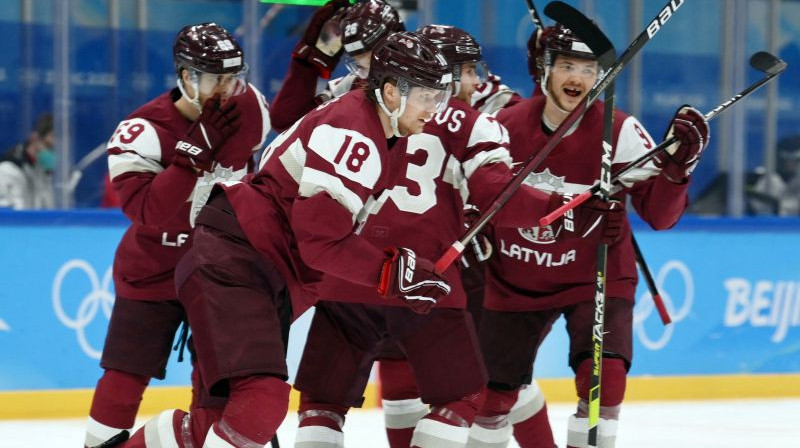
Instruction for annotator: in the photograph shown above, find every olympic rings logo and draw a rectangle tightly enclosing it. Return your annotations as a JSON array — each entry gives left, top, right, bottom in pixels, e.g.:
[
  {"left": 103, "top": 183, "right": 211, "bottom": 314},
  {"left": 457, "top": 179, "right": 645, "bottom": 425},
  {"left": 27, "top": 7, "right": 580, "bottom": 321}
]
[
  {"left": 52, "top": 259, "right": 114, "bottom": 359},
  {"left": 633, "top": 260, "right": 694, "bottom": 350}
]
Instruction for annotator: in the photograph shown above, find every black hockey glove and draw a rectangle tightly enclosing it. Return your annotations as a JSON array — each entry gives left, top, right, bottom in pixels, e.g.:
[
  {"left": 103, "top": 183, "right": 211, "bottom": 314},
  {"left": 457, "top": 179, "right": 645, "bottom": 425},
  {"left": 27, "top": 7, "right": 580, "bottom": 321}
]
[
  {"left": 556, "top": 194, "right": 625, "bottom": 245},
  {"left": 292, "top": 0, "right": 350, "bottom": 79},
  {"left": 654, "top": 105, "right": 710, "bottom": 183},
  {"left": 378, "top": 247, "right": 451, "bottom": 315},
  {"left": 174, "top": 95, "right": 242, "bottom": 172}
]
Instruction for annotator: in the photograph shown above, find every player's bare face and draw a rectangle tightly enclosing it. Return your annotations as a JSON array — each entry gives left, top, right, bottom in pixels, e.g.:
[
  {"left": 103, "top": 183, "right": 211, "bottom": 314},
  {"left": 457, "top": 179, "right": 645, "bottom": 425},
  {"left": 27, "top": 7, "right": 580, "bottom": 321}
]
[
  {"left": 457, "top": 63, "right": 481, "bottom": 101},
  {"left": 546, "top": 55, "right": 598, "bottom": 112}
]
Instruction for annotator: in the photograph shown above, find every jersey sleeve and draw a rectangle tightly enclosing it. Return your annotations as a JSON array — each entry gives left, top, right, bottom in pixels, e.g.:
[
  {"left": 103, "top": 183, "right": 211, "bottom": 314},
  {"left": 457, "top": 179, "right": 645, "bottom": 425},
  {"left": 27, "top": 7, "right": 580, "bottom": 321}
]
[
  {"left": 107, "top": 117, "right": 198, "bottom": 226},
  {"left": 269, "top": 59, "right": 322, "bottom": 132},
  {"left": 613, "top": 115, "right": 689, "bottom": 229},
  {"left": 278, "top": 122, "right": 387, "bottom": 288},
  {"left": 459, "top": 113, "right": 553, "bottom": 228},
  {"left": 471, "top": 72, "right": 523, "bottom": 114}
]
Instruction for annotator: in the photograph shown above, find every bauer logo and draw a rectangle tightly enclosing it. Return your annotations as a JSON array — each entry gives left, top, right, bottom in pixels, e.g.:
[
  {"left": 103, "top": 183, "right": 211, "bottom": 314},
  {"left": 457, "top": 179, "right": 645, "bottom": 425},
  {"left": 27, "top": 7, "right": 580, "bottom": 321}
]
[
  {"left": 52, "top": 259, "right": 115, "bottom": 359},
  {"left": 723, "top": 278, "right": 800, "bottom": 343},
  {"left": 647, "top": 0, "right": 685, "bottom": 39},
  {"left": 633, "top": 260, "right": 694, "bottom": 350}
]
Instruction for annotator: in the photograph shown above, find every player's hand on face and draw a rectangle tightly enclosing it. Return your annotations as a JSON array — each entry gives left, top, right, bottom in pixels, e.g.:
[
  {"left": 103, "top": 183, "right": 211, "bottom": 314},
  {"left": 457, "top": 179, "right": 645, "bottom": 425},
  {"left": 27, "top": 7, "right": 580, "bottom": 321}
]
[
  {"left": 174, "top": 94, "right": 242, "bottom": 172},
  {"left": 655, "top": 105, "right": 709, "bottom": 183},
  {"left": 378, "top": 247, "right": 451, "bottom": 314}
]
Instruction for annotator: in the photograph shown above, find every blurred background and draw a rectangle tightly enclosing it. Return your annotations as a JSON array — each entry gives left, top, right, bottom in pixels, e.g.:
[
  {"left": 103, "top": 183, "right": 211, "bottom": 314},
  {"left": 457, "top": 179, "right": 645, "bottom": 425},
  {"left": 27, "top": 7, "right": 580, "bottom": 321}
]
[{"left": 1, "top": 0, "right": 798, "bottom": 214}]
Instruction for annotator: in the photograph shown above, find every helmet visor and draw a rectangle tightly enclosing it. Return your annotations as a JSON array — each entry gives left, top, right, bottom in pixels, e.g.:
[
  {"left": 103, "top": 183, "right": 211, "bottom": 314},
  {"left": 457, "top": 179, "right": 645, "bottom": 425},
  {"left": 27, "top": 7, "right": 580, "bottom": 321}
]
[
  {"left": 193, "top": 64, "right": 249, "bottom": 99},
  {"left": 343, "top": 52, "right": 371, "bottom": 79},
  {"left": 404, "top": 82, "right": 452, "bottom": 115}
]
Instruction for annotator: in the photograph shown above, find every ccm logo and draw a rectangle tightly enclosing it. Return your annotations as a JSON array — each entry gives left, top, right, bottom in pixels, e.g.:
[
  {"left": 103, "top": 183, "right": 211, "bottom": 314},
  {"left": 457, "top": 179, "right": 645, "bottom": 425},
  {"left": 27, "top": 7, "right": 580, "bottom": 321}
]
[
  {"left": 177, "top": 141, "right": 204, "bottom": 156},
  {"left": 647, "top": 0, "right": 684, "bottom": 38}
]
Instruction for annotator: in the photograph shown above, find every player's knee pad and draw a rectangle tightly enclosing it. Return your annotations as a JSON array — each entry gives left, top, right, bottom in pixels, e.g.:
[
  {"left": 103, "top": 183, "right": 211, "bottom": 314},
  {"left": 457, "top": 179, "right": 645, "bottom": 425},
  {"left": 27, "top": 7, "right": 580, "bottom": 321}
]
[
  {"left": 379, "top": 359, "right": 420, "bottom": 400},
  {"left": 508, "top": 381, "right": 546, "bottom": 425},
  {"left": 574, "top": 357, "right": 626, "bottom": 407},
  {"left": 410, "top": 389, "right": 485, "bottom": 448}
]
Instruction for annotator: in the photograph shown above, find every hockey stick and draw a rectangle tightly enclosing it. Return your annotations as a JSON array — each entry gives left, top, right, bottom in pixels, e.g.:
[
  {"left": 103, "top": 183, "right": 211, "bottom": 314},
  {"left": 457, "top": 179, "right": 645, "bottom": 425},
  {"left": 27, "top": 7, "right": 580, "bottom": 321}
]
[
  {"left": 434, "top": 0, "right": 684, "bottom": 274},
  {"left": 271, "top": 433, "right": 281, "bottom": 448},
  {"left": 523, "top": 0, "right": 544, "bottom": 30},
  {"left": 539, "top": 50, "right": 789, "bottom": 226},
  {"left": 632, "top": 235, "right": 671, "bottom": 324}
]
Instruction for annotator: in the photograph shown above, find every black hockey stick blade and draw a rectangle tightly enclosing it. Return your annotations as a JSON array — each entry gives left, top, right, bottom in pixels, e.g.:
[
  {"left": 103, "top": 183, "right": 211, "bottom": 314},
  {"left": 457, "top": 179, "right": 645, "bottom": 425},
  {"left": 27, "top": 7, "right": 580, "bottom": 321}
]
[
  {"left": 524, "top": 0, "right": 545, "bottom": 29},
  {"left": 544, "top": 1, "right": 616, "bottom": 68},
  {"left": 750, "top": 51, "right": 788, "bottom": 75}
]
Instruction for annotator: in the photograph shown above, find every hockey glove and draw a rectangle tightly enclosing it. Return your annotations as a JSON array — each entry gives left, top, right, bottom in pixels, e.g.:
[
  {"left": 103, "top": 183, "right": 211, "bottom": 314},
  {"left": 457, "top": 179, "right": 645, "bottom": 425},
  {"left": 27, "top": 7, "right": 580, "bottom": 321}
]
[
  {"left": 292, "top": 0, "right": 350, "bottom": 79},
  {"left": 558, "top": 194, "right": 625, "bottom": 245},
  {"left": 174, "top": 96, "right": 242, "bottom": 172},
  {"left": 378, "top": 247, "right": 451, "bottom": 315},
  {"left": 654, "top": 105, "right": 710, "bottom": 183}
]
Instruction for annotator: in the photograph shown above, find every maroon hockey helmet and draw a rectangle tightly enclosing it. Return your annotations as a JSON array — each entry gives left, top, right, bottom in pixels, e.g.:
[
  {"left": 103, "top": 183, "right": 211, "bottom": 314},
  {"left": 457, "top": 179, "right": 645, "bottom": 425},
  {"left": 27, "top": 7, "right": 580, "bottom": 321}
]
[
  {"left": 417, "top": 25, "right": 482, "bottom": 67},
  {"left": 341, "top": 0, "right": 404, "bottom": 56},
  {"left": 173, "top": 23, "right": 245, "bottom": 75},
  {"left": 541, "top": 22, "right": 596, "bottom": 65},
  {"left": 367, "top": 31, "right": 452, "bottom": 91},
  {"left": 527, "top": 25, "right": 555, "bottom": 83}
]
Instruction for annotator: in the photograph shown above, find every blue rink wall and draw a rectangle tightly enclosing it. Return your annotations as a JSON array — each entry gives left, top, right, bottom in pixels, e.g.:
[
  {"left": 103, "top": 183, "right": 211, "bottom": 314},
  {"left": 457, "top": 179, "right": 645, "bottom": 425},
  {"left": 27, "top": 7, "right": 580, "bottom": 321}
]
[{"left": 1, "top": 210, "right": 799, "bottom": 403}]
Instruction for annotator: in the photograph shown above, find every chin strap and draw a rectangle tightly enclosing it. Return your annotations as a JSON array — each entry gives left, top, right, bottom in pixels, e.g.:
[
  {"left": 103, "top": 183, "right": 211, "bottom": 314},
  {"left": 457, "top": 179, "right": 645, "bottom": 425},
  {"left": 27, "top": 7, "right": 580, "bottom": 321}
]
[
  {"left": 177, "top": 76, "right": 202, "bottom": 112},
  {"left": 374, "top": 88, "right": 408, "bottom": 138}
]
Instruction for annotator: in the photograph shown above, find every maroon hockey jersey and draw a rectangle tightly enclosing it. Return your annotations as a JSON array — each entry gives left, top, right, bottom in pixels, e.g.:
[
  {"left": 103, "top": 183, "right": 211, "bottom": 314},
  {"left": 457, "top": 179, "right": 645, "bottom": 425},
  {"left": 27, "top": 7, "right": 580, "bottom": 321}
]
[
  {"left": 485, "top": 95, "right": 691, "bottom": 311},
  {"left": 221, "top": 89, "right": 407, "bottom": 318},
  {"left": 107, "top": 85, "right": 271, "bottom": 300},
  {"left": 317, "top": 98, "right": 554, "bottom": 309}
]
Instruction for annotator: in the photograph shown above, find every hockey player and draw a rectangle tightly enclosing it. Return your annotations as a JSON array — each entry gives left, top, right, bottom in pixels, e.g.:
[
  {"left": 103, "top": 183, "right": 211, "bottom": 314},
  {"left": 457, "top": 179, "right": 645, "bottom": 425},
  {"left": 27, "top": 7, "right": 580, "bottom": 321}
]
[
  {"left": 117, "top": 31, "right": 459, "bottom": 448},
  {"left": 83, "top": 23, "right": 271, "bottom": 448},
  {"left": 270, "top": 0, "right": 404, "bottom": 132},
  {"left": 289, "top": 25, "right": 622, "bottom": 448},
  {"left": 466, "top": 23, "right": 710, "bottom": 448}
]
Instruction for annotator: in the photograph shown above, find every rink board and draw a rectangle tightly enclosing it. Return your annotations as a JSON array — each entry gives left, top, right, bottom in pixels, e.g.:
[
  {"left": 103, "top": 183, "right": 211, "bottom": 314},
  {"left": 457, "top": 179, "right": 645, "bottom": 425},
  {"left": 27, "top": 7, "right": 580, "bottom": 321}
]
[{"left": 1, "top": 210, "right": 799, "bottom": 418}]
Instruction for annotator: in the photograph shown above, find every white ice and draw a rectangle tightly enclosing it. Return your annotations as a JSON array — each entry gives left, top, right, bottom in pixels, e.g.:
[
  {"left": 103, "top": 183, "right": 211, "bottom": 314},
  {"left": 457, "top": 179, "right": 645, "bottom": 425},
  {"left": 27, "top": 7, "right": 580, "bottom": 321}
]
[{"left": 0, "top": 398, "right": 798, "bottom": 447}]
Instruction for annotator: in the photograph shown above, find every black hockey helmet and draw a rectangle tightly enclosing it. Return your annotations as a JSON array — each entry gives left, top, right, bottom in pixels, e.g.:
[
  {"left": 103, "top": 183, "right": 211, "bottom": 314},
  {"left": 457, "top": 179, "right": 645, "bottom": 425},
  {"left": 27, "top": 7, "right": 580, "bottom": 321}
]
[
  {"left": 341, "top": 0, "right": 405, "bottom": 56},
  {"left": 173, "top": 23, "right": 245, "bottom": 75}
]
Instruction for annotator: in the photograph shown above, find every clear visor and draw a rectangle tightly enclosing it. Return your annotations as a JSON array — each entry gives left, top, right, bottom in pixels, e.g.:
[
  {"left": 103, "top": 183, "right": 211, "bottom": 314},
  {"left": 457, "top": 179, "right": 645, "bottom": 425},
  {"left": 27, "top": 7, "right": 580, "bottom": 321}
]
[
  {"left": 190, "top": 64, "right": 249, "bottom": 99},
  {"left": 343, "top": 52, "right": 372, "bottom": 79},
  {"left": 401, "top": 80, "right": 452, "bottom": 115},
  {"left": 462, "top": 61, "right": 490, "bottom": 84}
]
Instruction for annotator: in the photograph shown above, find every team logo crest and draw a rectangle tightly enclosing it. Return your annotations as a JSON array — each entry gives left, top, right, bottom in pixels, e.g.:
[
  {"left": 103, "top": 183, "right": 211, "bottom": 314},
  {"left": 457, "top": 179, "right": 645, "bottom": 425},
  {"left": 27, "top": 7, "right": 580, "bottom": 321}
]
[
  {"left": 518, "top": 169, "right": 566, "bottom": 244},
  {"left": 523, "top": 168, "right": 566, "bottom": 191}
]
